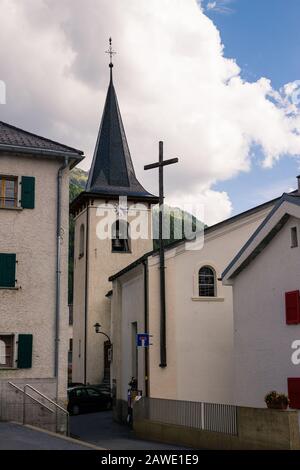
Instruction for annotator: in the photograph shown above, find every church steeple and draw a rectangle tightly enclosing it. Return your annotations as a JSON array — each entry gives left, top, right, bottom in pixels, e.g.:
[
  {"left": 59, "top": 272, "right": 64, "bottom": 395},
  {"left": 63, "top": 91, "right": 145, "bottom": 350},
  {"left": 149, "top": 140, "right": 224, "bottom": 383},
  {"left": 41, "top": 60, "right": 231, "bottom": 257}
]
[{"left": 86, "top": 39, "right": 157, "bottom": 201}]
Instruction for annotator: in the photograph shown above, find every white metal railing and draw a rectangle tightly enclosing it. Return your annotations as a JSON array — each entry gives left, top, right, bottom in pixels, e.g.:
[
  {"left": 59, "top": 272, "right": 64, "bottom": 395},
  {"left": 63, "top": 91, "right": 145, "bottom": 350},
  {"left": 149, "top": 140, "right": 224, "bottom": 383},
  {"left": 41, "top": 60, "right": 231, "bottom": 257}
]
[
  {"left": 133, "top": 397, "right": 238, "bottom": 436},
  {"left": 8, "top": 382, "right": 54, "bottom": 413},
  {"left": 6, "top": 382, "right": 69, "bottom": 436}
]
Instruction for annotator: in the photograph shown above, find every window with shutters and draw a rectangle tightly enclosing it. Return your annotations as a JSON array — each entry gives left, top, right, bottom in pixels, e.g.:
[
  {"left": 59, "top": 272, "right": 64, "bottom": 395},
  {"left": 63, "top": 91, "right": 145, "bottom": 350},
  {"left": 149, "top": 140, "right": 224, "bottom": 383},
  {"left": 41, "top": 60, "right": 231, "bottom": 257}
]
[
  {"left": 0, "top": 175, "right": 17, "bottom": 208},
  {"left": 285, "top": 291, "right": 300, "bottom": 324},
  {"left": 199, "top": 266, "right": 216, "bottom": 297},
  {"left": 0, "top": 335, "right": 14, "bottom": 368},
  {"left": 17, "top": 334, "right": 33, "bottom": 369},
  {"left": 288, "top": 378, "right": 300, "bottom": 409},
  {"left": 21, "top": 176, "right": 35, "bottom": 209},
  {"left": 0, "top": 253, "right": 16, "bottom": 288}
]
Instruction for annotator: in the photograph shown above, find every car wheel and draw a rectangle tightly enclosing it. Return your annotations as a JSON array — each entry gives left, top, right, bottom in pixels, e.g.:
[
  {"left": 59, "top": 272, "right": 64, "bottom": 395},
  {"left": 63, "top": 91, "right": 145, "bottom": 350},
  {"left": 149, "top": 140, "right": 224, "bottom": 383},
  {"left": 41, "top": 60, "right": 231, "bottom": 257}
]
[{"left": 72, "top": 405, "right": 80, "bottom": 416}]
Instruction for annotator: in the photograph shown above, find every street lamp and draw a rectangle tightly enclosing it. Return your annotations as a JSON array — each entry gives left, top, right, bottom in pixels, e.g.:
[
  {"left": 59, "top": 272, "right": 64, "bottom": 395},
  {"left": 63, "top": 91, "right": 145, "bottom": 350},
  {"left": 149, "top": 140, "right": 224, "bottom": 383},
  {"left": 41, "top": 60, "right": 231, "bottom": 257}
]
[
  {"left": 93, "top": 323, "right": 113, "bottom": 366},
  {"left": 93, "top": 323, "right": 112, "bottom": 345}
]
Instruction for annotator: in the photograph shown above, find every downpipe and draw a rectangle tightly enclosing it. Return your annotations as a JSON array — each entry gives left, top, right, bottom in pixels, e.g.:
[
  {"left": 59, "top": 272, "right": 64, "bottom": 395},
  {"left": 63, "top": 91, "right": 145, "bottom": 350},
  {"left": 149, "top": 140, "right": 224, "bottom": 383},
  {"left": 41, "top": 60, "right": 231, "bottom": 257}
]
[{"left": 55, "top": 156, "right": 69, "bottom": 400}]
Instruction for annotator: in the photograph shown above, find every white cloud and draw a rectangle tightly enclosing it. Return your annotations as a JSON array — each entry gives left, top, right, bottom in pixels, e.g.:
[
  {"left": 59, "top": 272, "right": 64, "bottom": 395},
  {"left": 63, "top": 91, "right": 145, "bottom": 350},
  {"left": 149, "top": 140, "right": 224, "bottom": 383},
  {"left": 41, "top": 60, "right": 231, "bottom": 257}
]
[
  {"left": 205, "top": 0, "right": 235, "bottom": 14},
  {"left": 0, "top": 0, "right": 299, "bottom": 225}
]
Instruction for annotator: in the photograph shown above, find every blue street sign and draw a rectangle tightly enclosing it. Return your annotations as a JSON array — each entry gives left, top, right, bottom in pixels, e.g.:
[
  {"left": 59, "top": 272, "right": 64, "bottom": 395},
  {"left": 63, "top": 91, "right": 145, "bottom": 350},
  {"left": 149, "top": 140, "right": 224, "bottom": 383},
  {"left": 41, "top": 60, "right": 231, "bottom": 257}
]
[{"left": 136, "top": 333, "right": 150, "bottom": 347}]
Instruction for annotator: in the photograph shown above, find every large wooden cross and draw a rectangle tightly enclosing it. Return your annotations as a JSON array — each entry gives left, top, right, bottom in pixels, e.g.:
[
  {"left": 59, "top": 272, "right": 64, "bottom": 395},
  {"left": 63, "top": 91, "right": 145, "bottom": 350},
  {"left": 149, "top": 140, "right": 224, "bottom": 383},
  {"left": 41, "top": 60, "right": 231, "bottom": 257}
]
[{"left": 144, "top": 141, "right": 179, "bottom": 367}]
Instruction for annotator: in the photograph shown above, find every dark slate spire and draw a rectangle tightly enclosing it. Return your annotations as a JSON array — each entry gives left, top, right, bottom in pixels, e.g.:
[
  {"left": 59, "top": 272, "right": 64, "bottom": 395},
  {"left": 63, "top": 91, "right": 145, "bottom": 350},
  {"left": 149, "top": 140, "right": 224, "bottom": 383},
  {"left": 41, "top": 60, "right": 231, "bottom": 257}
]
[{"left": 86, "top": 39, "right": 157, "bottom": 200}]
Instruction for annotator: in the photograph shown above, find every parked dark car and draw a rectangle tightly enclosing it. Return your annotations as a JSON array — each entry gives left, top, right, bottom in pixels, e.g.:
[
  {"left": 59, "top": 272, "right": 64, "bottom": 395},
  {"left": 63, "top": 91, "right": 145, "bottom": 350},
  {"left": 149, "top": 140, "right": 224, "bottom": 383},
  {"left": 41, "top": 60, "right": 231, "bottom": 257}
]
[
  {"left": 68, "top": 382, "right": 84, "bottom": 388},
  {"left": 67, "top": 386, "right": 112, "bottom": 415}
]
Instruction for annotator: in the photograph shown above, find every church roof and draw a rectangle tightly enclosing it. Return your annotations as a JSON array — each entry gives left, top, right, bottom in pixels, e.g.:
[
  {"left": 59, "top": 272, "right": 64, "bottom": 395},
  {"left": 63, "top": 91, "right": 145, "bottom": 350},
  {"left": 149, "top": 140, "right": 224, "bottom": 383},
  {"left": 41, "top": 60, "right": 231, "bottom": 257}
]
[
  {"left": 222, "top": 192, "right": 300, "bottom": 283},
  {"left": 86, "top": 69, "right": 157, "bottom": 201},
  {"left": 0, "top": 120, "right": 84, "bottom": 167},
  {"left": 109, "top": 190, "right": 298, "bottom": 282}
]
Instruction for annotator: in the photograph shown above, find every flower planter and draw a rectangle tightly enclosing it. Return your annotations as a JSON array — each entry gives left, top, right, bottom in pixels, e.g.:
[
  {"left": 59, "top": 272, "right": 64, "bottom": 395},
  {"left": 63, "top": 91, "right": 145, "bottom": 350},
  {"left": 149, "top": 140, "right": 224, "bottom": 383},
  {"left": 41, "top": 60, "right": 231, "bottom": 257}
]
[
  {"left": 266, "top": 402, "right": 288, "bottom": 410},
  {"left": 265, "top": 391, "right": 290, "bottom": 410}
]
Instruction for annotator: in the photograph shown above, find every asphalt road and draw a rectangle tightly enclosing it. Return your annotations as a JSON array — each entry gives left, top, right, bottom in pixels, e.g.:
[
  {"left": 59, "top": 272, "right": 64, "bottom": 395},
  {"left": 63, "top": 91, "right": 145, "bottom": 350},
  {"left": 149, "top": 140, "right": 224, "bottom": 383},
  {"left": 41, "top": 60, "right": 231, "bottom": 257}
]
[
  {"left": 70, "top": 411, "right": 188, "bottom": 450},
  {"left": 0, "top": 422, "right": 98, "bottom": 450}
]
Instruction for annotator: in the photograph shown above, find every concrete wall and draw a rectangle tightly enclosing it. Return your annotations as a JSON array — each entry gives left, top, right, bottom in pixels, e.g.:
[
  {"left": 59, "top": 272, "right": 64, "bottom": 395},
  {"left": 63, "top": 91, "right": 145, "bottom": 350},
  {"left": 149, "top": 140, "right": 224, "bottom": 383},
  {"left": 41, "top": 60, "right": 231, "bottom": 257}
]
[
  {"left": 134, "top": 406, "right": 300, "bottom": 450},
  {"left": 232, "top": 215, "right": 300, "bottom": 408},
  {"left": 72, "top": 200, "right": 153, "bottom": 385},
  {"left": 0, "top": 154, "right": 69, "bottom": 401},
  {"left": 147, "top": 207, "right": 273, "bottom": 404}
]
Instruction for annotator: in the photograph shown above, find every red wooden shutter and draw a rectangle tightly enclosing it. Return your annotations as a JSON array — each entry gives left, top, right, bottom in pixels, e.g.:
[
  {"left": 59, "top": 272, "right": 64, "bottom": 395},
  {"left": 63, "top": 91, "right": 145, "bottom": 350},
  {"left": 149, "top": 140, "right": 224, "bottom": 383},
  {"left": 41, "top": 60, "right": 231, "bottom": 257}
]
[
  {"left": 285, "top": 291, "right": 300, "bottom": 324},
  {"left": 288, "top": 378, "right": 300, "bottom": 409}
]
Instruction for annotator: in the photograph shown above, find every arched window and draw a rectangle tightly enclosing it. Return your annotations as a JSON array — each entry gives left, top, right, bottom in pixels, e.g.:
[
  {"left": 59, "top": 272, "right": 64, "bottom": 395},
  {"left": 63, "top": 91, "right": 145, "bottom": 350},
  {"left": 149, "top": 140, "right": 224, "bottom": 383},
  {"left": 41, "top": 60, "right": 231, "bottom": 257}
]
[
  {"left": 112, "top": 219, "right": 130, "bottom": 253},
  {"left": 199, "top": 266, "right": 216, "bottom": 297},
  {"left": 79, "top": 224, "right": 85, "bottom": 258}
]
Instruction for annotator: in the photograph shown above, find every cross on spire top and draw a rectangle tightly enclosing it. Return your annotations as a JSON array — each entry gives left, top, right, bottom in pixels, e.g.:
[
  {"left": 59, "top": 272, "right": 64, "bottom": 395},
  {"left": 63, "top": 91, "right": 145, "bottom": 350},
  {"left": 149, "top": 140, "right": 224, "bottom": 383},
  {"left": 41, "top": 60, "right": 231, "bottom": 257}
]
[{"left": 106, "top": 37, "right": 116, "bottom": 69}]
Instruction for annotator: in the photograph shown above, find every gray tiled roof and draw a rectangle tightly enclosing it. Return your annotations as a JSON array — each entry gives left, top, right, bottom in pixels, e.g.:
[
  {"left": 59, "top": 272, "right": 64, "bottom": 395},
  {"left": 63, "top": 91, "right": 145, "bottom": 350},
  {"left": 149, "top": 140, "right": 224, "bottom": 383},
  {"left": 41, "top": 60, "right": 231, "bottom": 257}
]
[
  {"left": 86, "top": 73, "right": 157, "bottom": 200},
  {"left": 0, "top": 120, "right": 83, "bottom": 156}
]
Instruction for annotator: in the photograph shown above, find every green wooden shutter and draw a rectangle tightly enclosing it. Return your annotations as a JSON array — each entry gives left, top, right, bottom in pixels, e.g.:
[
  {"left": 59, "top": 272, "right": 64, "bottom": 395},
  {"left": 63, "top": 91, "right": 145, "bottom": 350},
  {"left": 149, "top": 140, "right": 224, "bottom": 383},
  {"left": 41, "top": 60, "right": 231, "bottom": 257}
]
[
  {"left": 21, "top": 176, "right": 35, "bottom": 209},
  {"left": 17, "top": 334, "right": 33, "bottom": 368},
  {"left": 0, "top": 253, "right": 16, "bottom": 287}
]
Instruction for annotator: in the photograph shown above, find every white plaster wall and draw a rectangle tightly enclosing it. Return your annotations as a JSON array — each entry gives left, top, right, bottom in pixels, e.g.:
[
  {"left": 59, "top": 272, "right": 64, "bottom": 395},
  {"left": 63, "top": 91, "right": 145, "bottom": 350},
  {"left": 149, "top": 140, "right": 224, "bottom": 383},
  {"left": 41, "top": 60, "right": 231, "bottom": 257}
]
[
  {"left": 148, "top": 207, "right": 273, "bottom": 404},
  {"left": 72, "top": 209, "right": 87, "bottom": 383},
  {"left": 232, "top": 216, "right": 300, "bottom": 408},
  {"left": 0, "top": 154, "right": 69, "bottom": 400},
  {"left": 73, "top": 200, "right": 153, "bottom": 385},
  {"left": 120, "top": 272, "right": 145, "bottom": 401}
]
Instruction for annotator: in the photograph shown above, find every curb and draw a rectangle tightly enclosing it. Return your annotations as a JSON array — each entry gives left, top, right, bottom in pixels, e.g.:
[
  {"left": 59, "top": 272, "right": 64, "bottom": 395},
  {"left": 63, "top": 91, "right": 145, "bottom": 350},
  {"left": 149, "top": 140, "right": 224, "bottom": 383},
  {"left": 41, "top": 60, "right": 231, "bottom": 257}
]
[{"left": 21, "top": 423, "right": 107, "bottom": 450}]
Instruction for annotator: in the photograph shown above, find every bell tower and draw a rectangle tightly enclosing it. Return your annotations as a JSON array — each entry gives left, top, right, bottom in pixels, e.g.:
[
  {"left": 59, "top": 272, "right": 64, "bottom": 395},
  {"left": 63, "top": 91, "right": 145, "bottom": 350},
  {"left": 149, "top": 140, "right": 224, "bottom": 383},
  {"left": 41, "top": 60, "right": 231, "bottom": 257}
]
[{"left": 71, "top": 40, "right": 158, "bottom": 385}]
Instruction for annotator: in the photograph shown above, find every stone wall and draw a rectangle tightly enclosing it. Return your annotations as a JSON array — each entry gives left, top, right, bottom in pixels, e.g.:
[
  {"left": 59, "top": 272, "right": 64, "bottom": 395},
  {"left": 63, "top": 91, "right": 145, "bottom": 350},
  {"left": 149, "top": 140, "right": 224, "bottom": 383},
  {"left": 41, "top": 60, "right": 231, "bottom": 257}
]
[{"left": 133, "top": 406, "right": 300, "bottom": 450}]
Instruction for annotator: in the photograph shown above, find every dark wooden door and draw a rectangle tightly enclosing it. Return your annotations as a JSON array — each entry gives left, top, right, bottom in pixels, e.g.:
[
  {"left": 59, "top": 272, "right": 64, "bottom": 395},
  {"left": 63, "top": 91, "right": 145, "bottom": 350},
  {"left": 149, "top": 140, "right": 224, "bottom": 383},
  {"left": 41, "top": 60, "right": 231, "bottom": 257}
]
[{"left": 104, "top": 340, "right": 110, "bottom": 369}]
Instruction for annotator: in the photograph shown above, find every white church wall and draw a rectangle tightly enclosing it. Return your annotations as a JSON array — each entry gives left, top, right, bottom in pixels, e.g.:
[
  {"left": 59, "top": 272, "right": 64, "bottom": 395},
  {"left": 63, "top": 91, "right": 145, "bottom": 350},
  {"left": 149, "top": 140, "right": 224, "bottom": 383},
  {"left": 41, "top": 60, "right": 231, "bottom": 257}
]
[
  {"left": 73, "top": 199, "right": 153, "bottom": 385},
  {"left": 148, "top": 206, "right": 273, "bottom": 404},
  {"left": 232, "top": 215, "right": 300, "bottom": 408}
]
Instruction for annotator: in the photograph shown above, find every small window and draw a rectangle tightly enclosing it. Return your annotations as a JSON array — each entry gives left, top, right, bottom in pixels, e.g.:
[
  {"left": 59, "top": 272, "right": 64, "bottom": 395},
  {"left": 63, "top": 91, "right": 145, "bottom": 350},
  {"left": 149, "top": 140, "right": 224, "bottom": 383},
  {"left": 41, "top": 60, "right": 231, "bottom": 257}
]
[
  {"left": 199, "top": 266, "right": 216, "bottom": 297},
  {"left": 0, "top": 335, "right": 14, "bottom": 368},
  {"left": 291, "top": 227, "right": 298, "bottom": 248},
  {"left": 112, "top": 220, "right": 130, "bottom": 253},
  {"left": 79, "top": 224, "right": 85, "bottom": 258},
  {"left": 0, "top": 176, "right": 17, "bottom": 208}
]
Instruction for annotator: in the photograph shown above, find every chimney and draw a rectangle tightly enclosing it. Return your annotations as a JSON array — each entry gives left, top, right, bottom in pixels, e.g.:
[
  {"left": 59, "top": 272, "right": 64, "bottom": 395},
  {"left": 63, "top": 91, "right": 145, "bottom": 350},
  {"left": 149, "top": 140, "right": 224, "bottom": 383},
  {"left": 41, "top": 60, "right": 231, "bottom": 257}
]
[{"left": 297, "top": 175, "right": 300, "bottom": 194}]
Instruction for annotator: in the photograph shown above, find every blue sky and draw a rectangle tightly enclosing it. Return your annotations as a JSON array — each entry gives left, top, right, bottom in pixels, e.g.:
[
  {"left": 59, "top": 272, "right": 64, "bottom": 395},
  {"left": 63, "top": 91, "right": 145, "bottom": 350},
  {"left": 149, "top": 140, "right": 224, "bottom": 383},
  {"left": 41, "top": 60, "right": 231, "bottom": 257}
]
[
  {"left": 1, "top": 0, "right": 300, "bottom": 224},
  {"left": 202, "top": 0, "right": 300, "bottom": 214}
]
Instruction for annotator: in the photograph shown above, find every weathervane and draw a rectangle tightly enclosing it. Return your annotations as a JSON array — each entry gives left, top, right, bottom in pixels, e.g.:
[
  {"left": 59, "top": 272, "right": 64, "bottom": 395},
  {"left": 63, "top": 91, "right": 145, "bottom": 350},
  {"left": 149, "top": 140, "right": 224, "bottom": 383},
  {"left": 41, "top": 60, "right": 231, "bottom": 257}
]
[{"left": 106, "top": 37, "right": 116, "bottom": 69}]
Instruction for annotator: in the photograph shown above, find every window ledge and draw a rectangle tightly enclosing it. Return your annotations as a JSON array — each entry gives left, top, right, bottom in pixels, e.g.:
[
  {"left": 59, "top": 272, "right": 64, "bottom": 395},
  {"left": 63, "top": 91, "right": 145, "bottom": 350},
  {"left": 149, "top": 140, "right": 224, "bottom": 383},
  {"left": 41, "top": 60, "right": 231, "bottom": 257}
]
[
  {"left": 0, "top": 367, "right": 18, "bottom": 370},
  {"left": 192, "top": 296, "right": 225, "bottom": 302},
  {"left": 0, "top": 206, "right": 23, "bottom": 211},
  {"left": 0, "top": 287, "right": 19, "bottom": 290}
]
